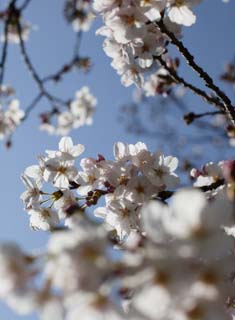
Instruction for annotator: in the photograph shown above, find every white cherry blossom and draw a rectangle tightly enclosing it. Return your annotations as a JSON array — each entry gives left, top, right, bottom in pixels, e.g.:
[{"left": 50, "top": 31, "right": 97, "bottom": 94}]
[
  {"left": 167, "top": 0, "right": 201, "bottom": 27},
  {"left": 28, "top": 207, "right": 59, "bottom": 231},
  {"left": 20, "top": 174, "right": 42, "bottom": 210},
  {"left": 46, "top": 136, "right": 85, "bottom": 161},
  {"left": 143, "top": 152, "right": 179, "bottom": 188}
]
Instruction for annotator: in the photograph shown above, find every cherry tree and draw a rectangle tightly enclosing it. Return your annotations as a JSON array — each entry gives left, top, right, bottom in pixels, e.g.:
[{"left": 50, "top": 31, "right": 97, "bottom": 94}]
[{"left": 0, "top": 0, "right": 235, "bottom": 319}]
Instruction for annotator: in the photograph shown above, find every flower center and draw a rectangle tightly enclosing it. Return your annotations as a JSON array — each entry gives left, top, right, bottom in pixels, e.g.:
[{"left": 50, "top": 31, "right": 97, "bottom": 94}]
[
  {"left": 154, "top": 270, "right": 170, "bottom": 285},
  {"left": 173, "top": 0, "right": 185, "bottom": 7},
  {"left": 154, "top": 168, "right": 165, "bottom": 177},
  {"left": 135, "top": 184, "right": 145, "bottom": 193},
  {"left": 121, "top": 207, "right": 130, "bottom": 218},
  {"left": 122, "top": 15, "right": 136, "bottom": 26},
  {"left": 58, "top": 166, "right": 67, "bottom": 174}
]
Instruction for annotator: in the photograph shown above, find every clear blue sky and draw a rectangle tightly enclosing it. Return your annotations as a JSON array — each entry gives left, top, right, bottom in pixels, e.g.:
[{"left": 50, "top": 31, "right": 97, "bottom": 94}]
[{"left": 0, "top": 0, "right": 234, "bottom": 318}]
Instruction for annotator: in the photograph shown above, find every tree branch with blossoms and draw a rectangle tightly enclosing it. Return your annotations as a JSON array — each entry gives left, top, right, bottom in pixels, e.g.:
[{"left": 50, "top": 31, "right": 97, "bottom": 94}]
[
  {"left": 0, "top": 0, "right": 95, "bottom": 145},
  {"left": 155, "top": 18, "right": 235, "bottom": 125},
  {"left": 154, "top": 54, "right": 225, "bottom": 110},
  {"left": 0, "top": 1, "right": 235, "bottom": 320}
]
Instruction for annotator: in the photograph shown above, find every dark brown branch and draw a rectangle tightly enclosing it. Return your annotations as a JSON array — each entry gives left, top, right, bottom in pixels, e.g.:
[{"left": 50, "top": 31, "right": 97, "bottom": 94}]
[
  {"left": 73, "top": 30, "right": 82, "bottom": 58},
  {"left": 0, "top": 3, "right": 84, "bottom": 123},
  {"left": 23, "top": 92, "right": 43, "bottom": 120},
  {"left": 0, "top": 20, "right": 9, "bottom": 87},
  {"left": 42, "top": 32, "right": 82, "bottom": 83},
  {"left": 0, "top": 0, "right": 17, "bottom": 87},
  {"left": 19, "top": 0, "right": 32, "bottom": 11},
  {"left": 155, "top": 55, "right": 225, "bottom": 111},
  {"left": 17, "top": 21, "right": 69, "bottom": 108},
  {"left": 199, "top": 179, "right": 225, "bottom": 192},
  {"left": 184, "top": 110, "right": 224, "bottom": 125},
  {"left": 17, "top": 21, "right": 44, "bottom": 91},
  {"left": 155, "top": 19, "right": 235, "bottom": 126},
  {"left": 42, "top": 56, "right": 79, "bottom": 83},
  {"left": 156, "top": 180, "right": 225, "bottom": 200}
]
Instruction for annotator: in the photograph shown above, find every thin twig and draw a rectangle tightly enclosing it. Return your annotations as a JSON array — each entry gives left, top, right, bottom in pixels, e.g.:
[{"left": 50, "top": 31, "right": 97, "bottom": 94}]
[
  {"left": 155, "top": 55, "right": 225, "bottom": 111},
  {"left": 155, "top": 19, "right": 235, "bottom": 126},
  {"left": 42, "top": 56, "right": 79, "bottom": 83},
  {"left": 19, "top": 0, "right": 32, "bottom": 11},
  {"left": 17, "top": 20, "right": 68, "bottom": 107},
  {"left": 199, "top": 179, "right": 225, "bottom": 192},
  {"left": 0, "top": 0, "right": 17, "bottom": 87},
  {"left": 17, "top": 22, "right": 44, "bottom": 90},
  {"left": 23, "top": 92, "right": 43, "bottom": 120},
  {"left": 184, "top": 110, "right": 224, "bottom": 125},
  {"left": 0, "top": 21, "right": 9, "bottom": 87},
  {"left": 73, "top": 31, "right": 82, "bottom": 58},
  {"left": 156, "top": 179, "right": 226, "bottom": 199},
  {"left": 42, "top": 32, "right": 82, "bottom": 83}
]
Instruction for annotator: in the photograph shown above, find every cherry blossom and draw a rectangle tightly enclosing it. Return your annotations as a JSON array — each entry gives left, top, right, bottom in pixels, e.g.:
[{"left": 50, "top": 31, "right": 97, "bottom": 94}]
[
  {"left": 0, "top": 99, "right": 25, "bottom": 140},
  {"left": 0, "top": 1, "right": 234, "bottom": 318},
  {"left": 40, "top": 87, "right": 97, "bottom": 136},
  {"left": 64, "top": 0, "right": 95, "bottom": 32},
  {"left": 1, "top": 21, "right": 32, "bottom": 44},
  {"left": 94, "top": 0, "right": 201, "bottom": 90}
]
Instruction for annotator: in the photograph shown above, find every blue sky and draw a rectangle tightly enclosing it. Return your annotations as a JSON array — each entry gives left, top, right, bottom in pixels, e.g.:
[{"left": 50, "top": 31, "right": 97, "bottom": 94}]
[{"left": 0, "top": 0, "right": 234, "bottom": 318}]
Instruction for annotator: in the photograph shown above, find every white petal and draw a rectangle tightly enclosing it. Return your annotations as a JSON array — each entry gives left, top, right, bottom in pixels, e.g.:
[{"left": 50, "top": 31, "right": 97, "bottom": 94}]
[
  {"left": 141, "top": 201, "right": 169, "bottom": 243},
  {"left": 164, "top": 156, "right": 178, "bottom": 171},
  {"left": 168, "top": 6, "right": 196, "bottom": 27},
  {"left": 71, "top": 144, "right": 85, "bottom": 157},
  {"left": 59, "top": 137, "right": 73, "bottom": 153},
  {"left": 54, "top": 174, "right": 69, "bottom": 189},
  {"left": 144, "top": 7, "right": 161, "bottom": 22},
  {"left": 164, "top": 189, "right": 206, "bottom": 238},
  {"left": 113, "top": 142, "right": 128, "bottom": 160}
]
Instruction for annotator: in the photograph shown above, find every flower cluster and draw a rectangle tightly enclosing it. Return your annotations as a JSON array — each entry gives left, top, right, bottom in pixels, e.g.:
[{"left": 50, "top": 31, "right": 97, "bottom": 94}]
[
  {"left": 3, "top": 152, "right": 235, "bottom": 319},
  {"left": 0, "top": 223, "right": 125, "bottom": 319},
  {"left": 191, "top": 160, "right": 235, "bottom": 201},
  {"left": 191, "top": 161, "right": 224, "bottom": 188},
  {"left": 0, "top": 99, "right": 24, "bottom": 141},
  {"left": 127, "top": 188, "right": 235, "bottom": 320},
  {"left": 94, "top": 141, "right": 179, "bottom": 240},
  {"left": 143, "top": 63, "right": 178, "bottom": 96},
  {"left": 0, "top": 17, "right": 32, "bottom": 44},
  {"left": 0, "top": 0, "right": 233, "bottom": 318},
  {"left": 64, "top": 0, "right": 95, "bottom": 32},
  {"left": 39, "top": 87, "right": 97, "bottom": 136},
  {"left": 21, "top": 137, "right": 179, "bottom": 238},
  {"left": 94, "top": 0, "right": 200, "bottom": 88}
]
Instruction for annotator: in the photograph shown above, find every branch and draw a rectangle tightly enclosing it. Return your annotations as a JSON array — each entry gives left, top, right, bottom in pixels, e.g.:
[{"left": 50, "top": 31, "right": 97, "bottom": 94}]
[
  {"left": 184, "top": 110, "right": 224, "bottom": 125},
  {"left": 198, "top": 179, "right": 225, "bottom": 192},
  {"left": 19, "top": 0, "right": 32, "bottom": 11},
  {"left": 155, "top": 19, "right": 235, "bottom": 126},
  {"left": 42, "top": 32, "right": 82, "bottom": 83},
  {"left": 42, "top": 56, "right": 79, "bottom": 83},
  {"left": 17, "top": 20, "right": 69, "bottom": 108},
  {"left": 155, "top": 55, "right": 225, "bottom": 111},
  {"left": 23, "top": 92, "right": 43, "bottom": 120},
  {"left": 17, "top": 21, "right": 44, "bottom": 91},
  {"left": 73, "top": 30, "right": 82, "bottom": 59},
  {"left": 0, "top": 0, "right": 17, "bottom": 87},
  {"left": 0, "top": 21, "right": 9, "bottom": 87}
]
